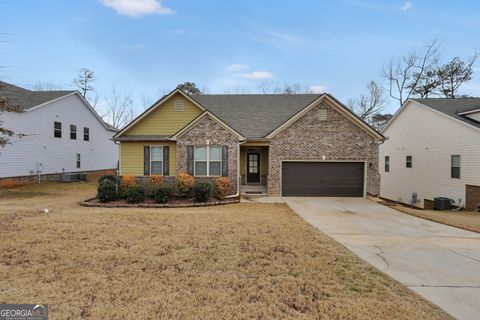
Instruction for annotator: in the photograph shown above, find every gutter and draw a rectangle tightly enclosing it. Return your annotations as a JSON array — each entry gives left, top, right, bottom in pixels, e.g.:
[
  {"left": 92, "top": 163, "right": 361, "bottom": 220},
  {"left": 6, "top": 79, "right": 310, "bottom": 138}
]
[{"left": 225, "top": 138, "right": 247, "bottom": 198}]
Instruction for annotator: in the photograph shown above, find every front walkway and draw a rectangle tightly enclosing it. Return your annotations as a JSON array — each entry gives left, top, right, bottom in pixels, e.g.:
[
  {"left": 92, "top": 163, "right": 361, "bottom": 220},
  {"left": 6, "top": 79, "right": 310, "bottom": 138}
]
[{"left": 257, "top": 196, "right": 480, "bottom": 320}]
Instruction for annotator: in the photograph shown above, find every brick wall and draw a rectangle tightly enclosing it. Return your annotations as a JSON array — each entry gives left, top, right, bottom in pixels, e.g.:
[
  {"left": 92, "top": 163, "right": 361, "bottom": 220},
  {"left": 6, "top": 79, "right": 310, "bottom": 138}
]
[
  {"left": 466, "top": 185, "right": 480, "bottom": 211},
  {"left": 269, "top": 100, "right": 380, "bottom": 196},
  {"left": 176, "top": 115, "right": 239, "bottom": 195}
]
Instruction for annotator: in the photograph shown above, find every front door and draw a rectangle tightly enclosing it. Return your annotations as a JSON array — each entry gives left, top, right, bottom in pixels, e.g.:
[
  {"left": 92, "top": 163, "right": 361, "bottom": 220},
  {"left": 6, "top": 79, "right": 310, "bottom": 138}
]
[{"left": 247, "top": 153, "right": 260, "bottom": 183}]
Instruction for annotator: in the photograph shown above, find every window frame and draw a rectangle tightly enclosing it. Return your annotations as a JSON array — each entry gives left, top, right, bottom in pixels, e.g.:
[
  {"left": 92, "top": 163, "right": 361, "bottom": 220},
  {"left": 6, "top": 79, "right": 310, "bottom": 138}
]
[
  {"left": 194, "top": 145, "right": 222, "bottom": 177},
  {"left": 150, "top": 146, "right": 164, "bottom": 176},
  {"left": 406, "top": 155, "right": 412, "bottom": 168},
  {"left": 384, "top": 156, "right": 390, "bottom": 172},
  {"left": 83, "top": 127, "right": 90, "bottom": 141},
  {"left": 70, "top": 124, "right": 77, "bottom": 140},
  {"left": 451, "top": 155, "right": 461, "bottom": 179},
  {"left": 54, "top": 121, "right": 62, "bottom": 138},
  {"left": 76, "top": 153, "right": 81, "bottom": 168}
]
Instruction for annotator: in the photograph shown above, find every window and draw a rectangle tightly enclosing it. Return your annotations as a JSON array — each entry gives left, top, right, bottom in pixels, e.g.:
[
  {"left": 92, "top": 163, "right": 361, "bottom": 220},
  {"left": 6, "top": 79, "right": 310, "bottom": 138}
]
[
  {"left": 54, "top": 121, "right": 62, "bottom": 138},
  {"left": 406, "top": 155, "right": 412, "bottom": 168},
  {"left": 385, "top": 156, "right": 390, "bottom": 172},
  {"left": 150, "top": 146, "right": 163, "bottom": 175},
  {"left": 76, "top": 154, "right": 81, "bottom": 168},
  {"left": 451, "top": 155, "right": 460, "bottom": 178},
  {"left": 84, "top": 127, "right": 90, "bottom": 141},
  {"left": 175, "top": 100, "right": 183, "bottom": 112},
  {"left": 70, "top": 124, "right": 77, "bottom": 140},
  {"left": 194, "top": 146, "right": 222, "bottom": 176}
]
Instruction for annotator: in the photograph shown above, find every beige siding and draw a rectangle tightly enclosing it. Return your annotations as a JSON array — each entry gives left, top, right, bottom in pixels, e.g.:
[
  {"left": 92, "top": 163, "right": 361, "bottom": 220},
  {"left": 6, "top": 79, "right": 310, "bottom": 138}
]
[
  {"left": 380, "top": 101, "right": 480, "bottom": 207},
  {"left": 120, "top": 141, "right": 177, "bottom": 176},
  {"left": 124, "top": 93, "right": 202, "bottom": 136}
]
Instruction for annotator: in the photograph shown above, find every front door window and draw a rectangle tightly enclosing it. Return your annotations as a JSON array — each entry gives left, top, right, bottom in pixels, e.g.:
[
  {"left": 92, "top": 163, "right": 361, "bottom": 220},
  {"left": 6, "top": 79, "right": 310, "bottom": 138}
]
[{"left": 247, "top": 153, "right": 260, "bottom": 183}]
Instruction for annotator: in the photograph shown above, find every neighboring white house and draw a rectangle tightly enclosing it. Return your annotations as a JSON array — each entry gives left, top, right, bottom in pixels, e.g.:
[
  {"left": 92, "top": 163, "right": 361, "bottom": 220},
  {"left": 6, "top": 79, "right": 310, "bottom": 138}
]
[
  {"left": 0, "top": 81, "right": 118, "bottom": 180},
  {"left": 379, "top": 98, "right": 480, "bottom": 211}
]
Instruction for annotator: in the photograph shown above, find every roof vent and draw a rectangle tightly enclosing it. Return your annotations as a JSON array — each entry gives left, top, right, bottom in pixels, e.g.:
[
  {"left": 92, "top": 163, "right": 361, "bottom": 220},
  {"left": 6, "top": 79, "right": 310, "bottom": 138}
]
[{"left": 175, "top": 100, "right": 183, "bottom": 112}]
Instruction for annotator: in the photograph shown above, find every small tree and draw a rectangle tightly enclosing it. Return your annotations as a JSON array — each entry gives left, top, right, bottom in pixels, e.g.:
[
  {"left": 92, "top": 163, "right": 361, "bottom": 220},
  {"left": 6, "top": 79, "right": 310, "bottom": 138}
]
[
  {"left": 437, "top": 54, "right": 479, "bottom": 98},
  {"left": 0, "top": 83, "right": 23, "bottom": 148},
  {"left": 73, "top": 68, "right": 95, "bottom": 100},
  {"left": 348, "top": 81, "right": 386, "bottom": 123},
  {"left": 370, "top": 113, "right": 393, "bottom": 132},
  {"left": 177, "top": 82, "right": 202, "bottom": 95}
]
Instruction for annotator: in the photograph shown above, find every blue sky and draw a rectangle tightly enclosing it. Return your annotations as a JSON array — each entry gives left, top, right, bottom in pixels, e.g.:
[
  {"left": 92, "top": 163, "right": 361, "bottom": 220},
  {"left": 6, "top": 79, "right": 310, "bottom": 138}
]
[{"left": 1, "top": 0, "right": 479, "bottom": 114}]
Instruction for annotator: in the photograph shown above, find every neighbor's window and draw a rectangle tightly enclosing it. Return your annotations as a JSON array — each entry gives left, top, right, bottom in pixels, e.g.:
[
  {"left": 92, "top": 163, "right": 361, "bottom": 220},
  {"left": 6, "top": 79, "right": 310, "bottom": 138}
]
[
  {"left": 54, "top": 121, "right": 62, "bottom": 138},
  {"left": 385, "top": 156, "right": 390, "bottom": 172},
  {"left": 70, "top": 124, "right": 77, "bottom": 140},
  {"left": 451, "top": 155, "right": 461, "bottom": 178},
  {"left": 175, "top": 100, "right": 184, "bottom": 112},
  {"left": 76, "top": 154, "right": 81, "bottom": 168},
  {"left": 84, "top": 127, "right": 90, "bottom": 141},
  {"left": 150, "top": 146, "right": 163, "bottom": 175},
  {"left": 194, "top": 146, "right": 222, "bottom": 176},
  {"left": 406, "top": 155, "right": 412, "bottom": 168}
]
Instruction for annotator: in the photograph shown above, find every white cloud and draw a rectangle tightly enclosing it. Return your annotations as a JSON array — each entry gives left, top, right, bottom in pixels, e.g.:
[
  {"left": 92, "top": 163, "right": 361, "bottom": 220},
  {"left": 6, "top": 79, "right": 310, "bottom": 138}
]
[
  {"left": 236, "top": 71, "right": 273, "bottom": 80},
  {"left": 308, "top": 85, "right": 326, "bottom": 93},
  {"left": 224, "top": 64, "right": 249, "bottom": 72},
  {"left": 399, "top": 1, "right": 412, "bottom": 12},
  {"left": 100, "top": 0, "right": 175, "bottom": 17}
]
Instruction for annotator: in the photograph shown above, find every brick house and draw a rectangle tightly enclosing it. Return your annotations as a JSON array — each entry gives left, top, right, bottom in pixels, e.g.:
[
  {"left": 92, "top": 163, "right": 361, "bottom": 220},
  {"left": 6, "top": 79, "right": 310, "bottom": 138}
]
[{"left": 114, "top": 88, "right": 384, "bottom": 197}]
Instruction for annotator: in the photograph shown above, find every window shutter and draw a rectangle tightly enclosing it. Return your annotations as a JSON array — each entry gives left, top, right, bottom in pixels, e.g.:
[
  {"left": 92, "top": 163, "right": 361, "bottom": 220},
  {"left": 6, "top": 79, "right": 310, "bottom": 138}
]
[
  {"left": 222, "top": 146, "right": 228, "bottom": 177},
  {"left": 144, "top": 146, "right": 150, "bottom": 175},
  {"left": 163, "top": 146, "right": 170, "bottom": 176},
  {"left": 187, "top": 146, "right": 194, "bottom": 175}
]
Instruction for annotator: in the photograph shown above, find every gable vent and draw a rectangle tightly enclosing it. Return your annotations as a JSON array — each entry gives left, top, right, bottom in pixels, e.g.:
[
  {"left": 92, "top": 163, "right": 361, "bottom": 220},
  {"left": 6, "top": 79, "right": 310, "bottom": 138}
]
[
  {"left": 175, "top": 100, "right": 184, "bottom": 112},
  {"left": 319, "top": 109, "right": 328, "bottom": 121}
]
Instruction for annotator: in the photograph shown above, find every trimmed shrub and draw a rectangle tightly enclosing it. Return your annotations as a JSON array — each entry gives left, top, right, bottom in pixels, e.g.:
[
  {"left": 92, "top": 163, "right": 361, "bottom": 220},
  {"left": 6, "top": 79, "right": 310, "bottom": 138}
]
[
  {"left": 149, "top": 175, "right": 164, "bottom": 191},
  {"left": 122, "top": 175, "right": 136, "bottom": 189},
  {"left": 215, "top": 177, "right": 232, "bottom": 198},
  {"left": 193, "top": 181, "right": 212, "bottom": 202},
  {"left": 98, "top": 174, "right": 117, "bottom": 184},
  {"left": 153, "top": 184, "right": 173, "bottom": 204},
  {"left": 176, "top": 172, "right": 195, "bottom": 198},
  {"left": 125, "top": 185, "right": 145, "bottom": 204},
  {"left": 97, "top": 180, "right": 117, "bottom": 202}
]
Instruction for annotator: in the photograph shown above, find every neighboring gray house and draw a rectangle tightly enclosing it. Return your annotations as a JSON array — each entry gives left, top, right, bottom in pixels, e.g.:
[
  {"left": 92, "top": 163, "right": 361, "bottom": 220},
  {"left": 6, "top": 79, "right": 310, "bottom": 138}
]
[
  {"left": 0, "top": 81, "right": 118, "bottom": 181},
  {"left": 380, "top": 98, "right": 480, "bottom": 211}
]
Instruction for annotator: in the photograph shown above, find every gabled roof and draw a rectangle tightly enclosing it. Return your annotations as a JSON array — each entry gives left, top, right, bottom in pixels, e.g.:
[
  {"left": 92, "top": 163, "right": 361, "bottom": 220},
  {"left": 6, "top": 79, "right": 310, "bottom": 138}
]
[
  {"left": 0, "top": 81, "right": 74, "bottom": 110},
  {"left": 192, "top": 94, "right": 322, "bottom": 138},
  {"left": 0, "top": 81, "right": 118, "bottom": 132},
  {"left": 411, "top": 98, "right": 480, "bottom": 129}
]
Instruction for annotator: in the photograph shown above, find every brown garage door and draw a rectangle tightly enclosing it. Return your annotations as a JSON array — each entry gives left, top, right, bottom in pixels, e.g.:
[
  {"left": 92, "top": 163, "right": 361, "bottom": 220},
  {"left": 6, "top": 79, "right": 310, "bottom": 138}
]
[{"left": 282, "top": 162, "right": 364, "bottom": 197}]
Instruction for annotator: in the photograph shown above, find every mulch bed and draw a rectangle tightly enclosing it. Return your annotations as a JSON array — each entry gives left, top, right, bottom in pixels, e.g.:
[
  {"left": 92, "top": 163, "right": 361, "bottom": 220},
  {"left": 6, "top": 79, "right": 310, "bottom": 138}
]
[{"left": 80, "top": 196, "right": 240, "bottom": 208}]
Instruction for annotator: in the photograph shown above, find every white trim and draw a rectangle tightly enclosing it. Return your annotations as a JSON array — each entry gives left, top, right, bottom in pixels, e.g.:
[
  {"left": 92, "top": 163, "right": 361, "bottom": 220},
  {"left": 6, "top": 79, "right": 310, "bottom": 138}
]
[
  {"left": 114, "top": 89, "right": 206, "bottom": 138},
  {"left": 170, "top": 111, "right": 245, "bottom": 140},
  {"left": 383, "top": 100, "right": 480, "bottom": 134},
  {"left": 279, "top": 160, "right": 367, "bottom": 198},
  {"left": 149, "top": 145, "right": 164, "bottom": 176},
  {"left": 193, "top": 145, "right": 222, "bottom": 177},
  {"left": 457, "top": 108, "right": 480, "bottom": 115},
  {"left": 266, "top": 94, "right": 383, "bottom": 140}
]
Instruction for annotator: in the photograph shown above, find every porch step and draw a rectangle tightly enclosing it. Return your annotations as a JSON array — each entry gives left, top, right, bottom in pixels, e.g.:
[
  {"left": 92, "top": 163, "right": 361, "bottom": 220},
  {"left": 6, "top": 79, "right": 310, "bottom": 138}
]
[{"left": 240, "top": 185, "right": 268, "bottom": 197}]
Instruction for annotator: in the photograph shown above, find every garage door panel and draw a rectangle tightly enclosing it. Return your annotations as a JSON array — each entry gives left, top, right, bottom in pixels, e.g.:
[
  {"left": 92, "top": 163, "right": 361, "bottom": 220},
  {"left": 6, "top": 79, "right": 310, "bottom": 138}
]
[{"left": 282, "top": 162, "right": 364, "bottom": 197}]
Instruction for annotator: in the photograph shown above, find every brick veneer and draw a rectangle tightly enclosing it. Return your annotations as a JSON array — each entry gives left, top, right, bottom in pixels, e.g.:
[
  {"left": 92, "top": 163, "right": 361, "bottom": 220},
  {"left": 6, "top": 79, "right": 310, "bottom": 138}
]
[
  {"left": 466, "top": 185, "right": 480, "bottom": 211},
  {"left": 268, "top": 100, "right": 380, "bottom": 196},
  {"left": 176, "top": 115, "right": 239, "bottom": 195}
]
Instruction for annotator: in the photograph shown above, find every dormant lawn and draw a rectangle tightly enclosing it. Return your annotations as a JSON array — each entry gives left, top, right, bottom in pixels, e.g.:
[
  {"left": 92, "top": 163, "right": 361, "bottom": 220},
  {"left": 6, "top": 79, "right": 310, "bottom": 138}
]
[{"left": 0, "top": 183, "right": 451, "bottom": 319}]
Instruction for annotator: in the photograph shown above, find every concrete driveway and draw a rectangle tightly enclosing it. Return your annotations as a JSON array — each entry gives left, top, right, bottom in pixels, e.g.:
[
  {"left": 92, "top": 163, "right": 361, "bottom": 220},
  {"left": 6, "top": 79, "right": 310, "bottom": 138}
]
[{"left": 283, "top": 197, "right": 480, "bottom": 320}]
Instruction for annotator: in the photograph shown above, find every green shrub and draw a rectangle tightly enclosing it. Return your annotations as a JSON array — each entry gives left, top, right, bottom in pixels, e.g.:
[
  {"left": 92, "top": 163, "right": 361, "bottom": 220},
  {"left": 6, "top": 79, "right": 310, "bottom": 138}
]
[
  {"left": 97, "top": 180, "right": 117, "bottom": 202},
  {"left": 125, "top": 185, "right": 145, "bottom": 204},
  {"left": 193, "top": 181, "right": 212, "bottom": 202},
  {"left": 98, "top": 174, "right": 117, "bottom": 184},
  {"left": 153, "top": 184, "right": 173, "bottom": 204}
]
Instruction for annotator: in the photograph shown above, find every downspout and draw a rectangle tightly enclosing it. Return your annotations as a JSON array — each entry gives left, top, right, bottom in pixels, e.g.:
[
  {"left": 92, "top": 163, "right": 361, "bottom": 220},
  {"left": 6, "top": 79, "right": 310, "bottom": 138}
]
[{"left": 225, "top": 138, "right": 247, "bottom": 198}]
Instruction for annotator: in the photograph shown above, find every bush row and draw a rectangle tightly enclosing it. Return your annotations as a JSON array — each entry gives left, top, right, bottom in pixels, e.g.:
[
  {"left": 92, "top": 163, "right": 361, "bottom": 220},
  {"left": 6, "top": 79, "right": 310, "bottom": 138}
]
[{"left": 96, "top": 173, "right": 232, "bottom": 204}]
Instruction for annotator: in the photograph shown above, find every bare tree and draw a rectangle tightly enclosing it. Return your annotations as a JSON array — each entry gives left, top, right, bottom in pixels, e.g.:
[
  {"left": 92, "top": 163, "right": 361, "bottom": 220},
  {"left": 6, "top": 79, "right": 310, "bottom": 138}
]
[
  {"left": 370, "top": 113, "right": 393, "bottom": 131},
  {"left": 222, "top": 87, "right": 249, "bottom": 94},
  {"left": 438, "top": 53, "right": 479, "bottom": 98},
  {"left": 347, "top": 81, "right": 386, "bottom": 122},
  {"left": 383, "top": 40, "right": 440, "bottom": 107},
  {"left": 73, "top": 68, "right": 95, "bottom": 100},
  {"left": 32, "top": 81, "right": 59, "bottom": 91},
  {"left": 103, "top": 90, "right": 135, "bottom": 129},
  {"left": 0, "top": 82, "right": 24, "bottom": 148}
]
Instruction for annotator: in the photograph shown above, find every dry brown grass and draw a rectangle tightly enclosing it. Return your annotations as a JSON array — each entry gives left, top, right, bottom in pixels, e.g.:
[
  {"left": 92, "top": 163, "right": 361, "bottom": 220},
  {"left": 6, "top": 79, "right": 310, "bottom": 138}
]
[
  {"left": 0, "top": 183, "right": 451, "bottom": 319},
  {"left": 387, "top": 204, "right": 480, "bottom": 234}
]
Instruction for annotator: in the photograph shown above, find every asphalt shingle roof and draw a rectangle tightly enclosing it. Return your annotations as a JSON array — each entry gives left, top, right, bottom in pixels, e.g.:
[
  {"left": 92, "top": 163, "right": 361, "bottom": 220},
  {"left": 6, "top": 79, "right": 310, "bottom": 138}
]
[
  {"left": 412, "top": 98, "right": 480, "bottom": 129},
  {"left": 0, "top": 81, "right": 74, "bottom": 110},
  {"left": 192, "top": 94, "right": 322, "bottom": 138}
]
